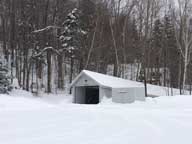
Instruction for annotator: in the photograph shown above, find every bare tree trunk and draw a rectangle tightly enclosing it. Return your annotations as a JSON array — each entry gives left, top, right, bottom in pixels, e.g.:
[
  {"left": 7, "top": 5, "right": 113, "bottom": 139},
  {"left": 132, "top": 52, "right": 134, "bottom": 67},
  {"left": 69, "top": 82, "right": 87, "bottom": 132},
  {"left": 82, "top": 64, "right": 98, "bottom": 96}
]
[
  {"left": 179, "top": 54, "right": 182, "bottom": 94},
  {"left": 47, "top": 50, "right": 52, "bottom": 93},
  {"left": 69, "top": 57, "right": 74, "bottom": 84},
  {"left": 44, "top": 0, "right": 51, "bottom": 93},
  {"left": 26, "top": 61, "right": 32, "bottom": 91},
  {"left": 109, "top": 19, "right": 119, "bottom": 77},
  {"left": 10, "top": 0, "right": 16, "bottom": 83},
  {"left": 2, "top": 15, "right": 8, "bottom": 62},
  {"left": 183, "top": 49, "right": 188, "bottom": 93},
  {"left": 143, "top": 0, "right": 151, "bottom": 97},
  {"left": 84, "top": 15, "right": 99, "bottom": 69},
  {"left": 57, "top": 54, "right": 64, "bottom": 89}
]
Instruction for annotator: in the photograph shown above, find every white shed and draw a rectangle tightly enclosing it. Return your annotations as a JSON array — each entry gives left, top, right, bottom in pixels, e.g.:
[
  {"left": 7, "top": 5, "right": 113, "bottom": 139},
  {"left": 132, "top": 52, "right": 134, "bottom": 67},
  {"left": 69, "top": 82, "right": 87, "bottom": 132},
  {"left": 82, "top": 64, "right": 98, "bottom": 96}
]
[{"left": 71, "top": 70, "right": 145, "bottom": 104}]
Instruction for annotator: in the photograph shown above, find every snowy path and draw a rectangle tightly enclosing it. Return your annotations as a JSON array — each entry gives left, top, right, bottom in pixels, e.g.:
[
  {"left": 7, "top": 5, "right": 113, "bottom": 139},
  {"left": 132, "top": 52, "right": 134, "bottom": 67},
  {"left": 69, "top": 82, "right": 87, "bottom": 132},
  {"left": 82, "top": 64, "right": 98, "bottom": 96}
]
[{"left": 1, "top": 93, "right": 192, "bottom": 144}]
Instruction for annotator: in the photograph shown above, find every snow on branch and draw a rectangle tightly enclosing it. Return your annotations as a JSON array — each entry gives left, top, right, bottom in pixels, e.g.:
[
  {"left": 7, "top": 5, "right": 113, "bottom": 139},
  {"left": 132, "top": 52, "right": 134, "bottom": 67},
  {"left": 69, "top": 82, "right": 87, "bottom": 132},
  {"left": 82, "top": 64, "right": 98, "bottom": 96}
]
[
  {"left": 32, "top": 47, "right": 60, "bottom": 58},
  {"left": 32, "top": 26, "right": 61, "bottom": 33}
]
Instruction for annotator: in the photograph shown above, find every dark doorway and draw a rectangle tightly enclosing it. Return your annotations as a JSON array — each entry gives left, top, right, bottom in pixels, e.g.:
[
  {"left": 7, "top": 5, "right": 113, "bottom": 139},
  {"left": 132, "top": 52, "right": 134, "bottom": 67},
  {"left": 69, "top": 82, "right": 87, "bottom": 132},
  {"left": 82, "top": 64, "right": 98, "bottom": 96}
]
[{"left": 85, "top": 86, "right": 99, "bottom": 104}]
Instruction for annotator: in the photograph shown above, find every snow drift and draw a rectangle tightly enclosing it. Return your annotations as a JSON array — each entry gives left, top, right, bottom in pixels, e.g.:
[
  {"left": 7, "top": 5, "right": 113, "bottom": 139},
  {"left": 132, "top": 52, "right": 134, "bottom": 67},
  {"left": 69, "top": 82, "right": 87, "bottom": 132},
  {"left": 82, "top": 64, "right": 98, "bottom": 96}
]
[{"left": 0, "top": 89, "right": 192, "bottom": 144}]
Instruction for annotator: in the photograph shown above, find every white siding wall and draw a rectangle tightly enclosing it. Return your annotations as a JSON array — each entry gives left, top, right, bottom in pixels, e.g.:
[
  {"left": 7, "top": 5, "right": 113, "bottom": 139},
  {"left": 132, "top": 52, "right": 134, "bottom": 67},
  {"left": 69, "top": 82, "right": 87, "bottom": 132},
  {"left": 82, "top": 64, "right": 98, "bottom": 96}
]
[
  {"left": 74, "top": 87, "right": 85, "bottom": 104},
  {"left": 134, "top": 87, "right": 145, "bottom": 101},
  {"left": 112, "top": 88, "right": 135, "bottom": 103},
  {"left": 75, "top": 74, "right": 98, "bottom": 87},
  {"left": 99, "top": 87, "right": 112, "bottom": 101}
]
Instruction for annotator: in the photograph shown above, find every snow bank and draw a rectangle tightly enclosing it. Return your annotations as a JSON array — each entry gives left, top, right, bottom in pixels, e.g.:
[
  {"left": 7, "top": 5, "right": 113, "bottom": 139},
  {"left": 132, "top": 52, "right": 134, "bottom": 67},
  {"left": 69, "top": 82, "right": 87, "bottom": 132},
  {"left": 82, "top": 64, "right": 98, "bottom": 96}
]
[
  {"left": 0, "top": 89, "right": 72, "bottom": 110},
  {"left": 0, "top": 90, "right": 52, "bottom": 110},
  {"left": 147, "top": 84, "right": 184, "bottom": 96}
]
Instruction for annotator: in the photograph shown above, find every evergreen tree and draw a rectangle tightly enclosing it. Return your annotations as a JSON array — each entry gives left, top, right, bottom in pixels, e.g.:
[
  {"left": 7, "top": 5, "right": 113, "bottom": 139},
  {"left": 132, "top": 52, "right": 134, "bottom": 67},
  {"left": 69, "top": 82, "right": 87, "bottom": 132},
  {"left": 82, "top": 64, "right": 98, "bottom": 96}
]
[
  {"left": 150, "top": 19, "right": 164, "bottom": 84},
  {"left": 163, "top": 15, "right": 179, "bottom": 88},
  {"left": 60, "top": 8, "right": 86, "bottom": 83},
  {"left": 60, "top": 8, "right": 85, "bottom": 58},
  {"left": 130, "top": 18, "right": 140, "bottom": 60},
  {"left": 0, "top": 61, "right": 12, "bottom": 93},
  {"left": 151, "top": 19, "right": 164, "bottom": 65}
]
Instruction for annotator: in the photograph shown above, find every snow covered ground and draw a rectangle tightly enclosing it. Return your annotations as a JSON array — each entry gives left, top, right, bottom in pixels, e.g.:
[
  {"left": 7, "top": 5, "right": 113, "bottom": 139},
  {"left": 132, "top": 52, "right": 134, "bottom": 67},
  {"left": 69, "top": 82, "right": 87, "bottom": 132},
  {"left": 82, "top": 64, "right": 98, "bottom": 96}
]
[{"left": 1, "top": 89, "right": 192, "bottom": 144}]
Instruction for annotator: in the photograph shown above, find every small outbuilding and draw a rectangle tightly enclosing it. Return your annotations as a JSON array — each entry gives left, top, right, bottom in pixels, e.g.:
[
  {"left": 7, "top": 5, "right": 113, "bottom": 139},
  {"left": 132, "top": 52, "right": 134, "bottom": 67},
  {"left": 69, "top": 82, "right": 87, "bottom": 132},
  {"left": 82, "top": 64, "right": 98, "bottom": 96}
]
[{"left": 70, "top": 70, "right": 145, "bottom": 104}]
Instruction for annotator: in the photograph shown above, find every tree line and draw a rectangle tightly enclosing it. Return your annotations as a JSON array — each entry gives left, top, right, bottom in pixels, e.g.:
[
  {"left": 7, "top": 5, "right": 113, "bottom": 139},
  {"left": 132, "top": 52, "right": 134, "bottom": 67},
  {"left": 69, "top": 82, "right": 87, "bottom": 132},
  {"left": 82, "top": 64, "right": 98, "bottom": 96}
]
[{"left": 0, "top": 0, "right": 192, "bottom": 95}]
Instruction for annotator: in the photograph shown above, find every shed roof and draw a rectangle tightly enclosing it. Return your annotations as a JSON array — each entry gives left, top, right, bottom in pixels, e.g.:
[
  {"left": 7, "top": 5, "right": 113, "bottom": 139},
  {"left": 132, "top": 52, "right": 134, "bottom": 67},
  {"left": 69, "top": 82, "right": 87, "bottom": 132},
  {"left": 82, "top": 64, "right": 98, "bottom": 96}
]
[{"left": 71, "top": 70, "right": 144, "bottom": 88}]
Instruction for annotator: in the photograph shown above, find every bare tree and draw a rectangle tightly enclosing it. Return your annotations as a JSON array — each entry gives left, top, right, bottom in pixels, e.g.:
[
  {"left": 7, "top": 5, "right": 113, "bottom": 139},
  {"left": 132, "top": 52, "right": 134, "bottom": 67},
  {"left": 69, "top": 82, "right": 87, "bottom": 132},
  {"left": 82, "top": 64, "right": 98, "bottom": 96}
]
[{"left": 173, "top": 0, "right": 192, "bottom": 93}]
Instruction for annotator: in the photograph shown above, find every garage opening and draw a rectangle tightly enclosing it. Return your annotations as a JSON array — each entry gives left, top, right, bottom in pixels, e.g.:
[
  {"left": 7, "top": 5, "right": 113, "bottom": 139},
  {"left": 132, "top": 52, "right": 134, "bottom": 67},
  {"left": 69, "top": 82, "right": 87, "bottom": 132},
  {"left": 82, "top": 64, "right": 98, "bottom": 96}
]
[
  {"left": 85, "top": 86, "right": 99, "bottom": 104},
  {"left": 74, "top": 86, "right": 99, "bottom": 104}
]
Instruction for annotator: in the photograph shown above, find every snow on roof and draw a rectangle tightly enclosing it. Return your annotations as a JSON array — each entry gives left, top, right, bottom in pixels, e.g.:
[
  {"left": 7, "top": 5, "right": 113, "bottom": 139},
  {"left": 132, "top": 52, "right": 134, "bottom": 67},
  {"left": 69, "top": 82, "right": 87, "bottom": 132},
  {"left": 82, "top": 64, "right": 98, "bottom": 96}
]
[
  {"left": 71, "top": 70, "right": 185, "bottom": 96},
  {"left": 71, "top": 70, "right": 144, "bottom": 88}
]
